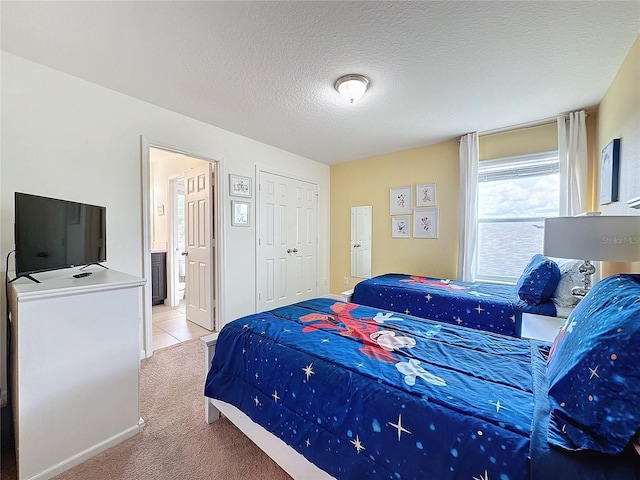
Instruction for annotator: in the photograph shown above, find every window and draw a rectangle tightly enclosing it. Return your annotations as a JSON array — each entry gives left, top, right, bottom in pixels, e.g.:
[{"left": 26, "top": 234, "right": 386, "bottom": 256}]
[{"left": 475, "top": 151, "right": 559, "bottom": 284}]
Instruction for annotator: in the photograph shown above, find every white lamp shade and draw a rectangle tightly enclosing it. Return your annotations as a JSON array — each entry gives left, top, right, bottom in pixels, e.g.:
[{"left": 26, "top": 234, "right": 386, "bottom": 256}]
[
  {"left": 543, "top": 216, "right": 640, "bottom": 262},
  {"left": 335, "top": 74, "right": 369, "bottom": 103}
]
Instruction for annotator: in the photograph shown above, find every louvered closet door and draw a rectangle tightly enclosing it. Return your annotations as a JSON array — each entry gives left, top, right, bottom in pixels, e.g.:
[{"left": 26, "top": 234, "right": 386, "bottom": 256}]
[{"left": 258, "top": 171, "right": 318, "bottom": 311}]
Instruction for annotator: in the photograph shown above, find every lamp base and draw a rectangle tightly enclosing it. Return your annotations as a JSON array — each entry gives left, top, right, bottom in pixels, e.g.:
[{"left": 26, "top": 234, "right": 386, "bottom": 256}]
[
  {"left": 572, "top": 259, "right": 597, "bottom": 299},
  {"left": 571, "top": 286, "right": 590, "bottom": 298}
]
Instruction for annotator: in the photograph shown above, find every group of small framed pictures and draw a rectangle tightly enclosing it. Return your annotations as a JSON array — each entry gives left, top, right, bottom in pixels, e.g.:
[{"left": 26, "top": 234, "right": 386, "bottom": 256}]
[
  {"left": 230, "top": 174, "right": 251, "bottom": 226},
  {"left": 390, "top": 184, "right": 438, "bottom": 239}
]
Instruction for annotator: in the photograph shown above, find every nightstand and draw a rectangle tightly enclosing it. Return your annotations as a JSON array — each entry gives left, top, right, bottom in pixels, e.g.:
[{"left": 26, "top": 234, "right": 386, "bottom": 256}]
[
  {"left": 341, "top": 288, "right": 354, "bottom": 302},
  {"left": 521, "top": 313, "right": 567, "bottom": 343}
]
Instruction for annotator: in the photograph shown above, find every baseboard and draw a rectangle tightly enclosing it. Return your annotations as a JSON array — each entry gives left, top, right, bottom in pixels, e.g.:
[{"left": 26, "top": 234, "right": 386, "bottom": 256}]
[{"left": 27, "top": 423, "right": 141, "bottom": 480}]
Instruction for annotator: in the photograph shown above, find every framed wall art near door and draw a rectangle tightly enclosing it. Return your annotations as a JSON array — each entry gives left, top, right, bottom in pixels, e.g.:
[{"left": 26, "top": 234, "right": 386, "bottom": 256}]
[
  {"left": 413, "top": 208, "right": 439, "bottom": 238},
  {"left": 231, "top": 200, "right": 250, "bottom": 226},
  {"left": 599, "top": 138, "right": 620, "bottom": 205},
  {"left": 230, "top": 174, "right": 252, "bottom": 198},
  {"left": 390, "top": 186, "right": 412, "bottom": 215}
]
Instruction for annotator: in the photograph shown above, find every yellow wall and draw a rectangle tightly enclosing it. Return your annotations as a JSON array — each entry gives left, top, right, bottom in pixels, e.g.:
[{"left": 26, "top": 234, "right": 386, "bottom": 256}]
[
  {"left": 597, "top": 34, "right": 639, "bottom": 214},
  {"left": 596, "top": 34, "right": 640, "bottom": 275},
  {"left": 479, "top": 123, "right": 557, "bottom": 160},
  {"left": 330, "top": 141, "right": 460, "bottom": 293},
  {"left": 586, "top": 111, "right": 600, "bottom": 211},
  {"left": 329, "top": 118, "right": 595, "bottom": 293},
  {"left": 330, "top": 122, "right": 571, "bottom": 293}
]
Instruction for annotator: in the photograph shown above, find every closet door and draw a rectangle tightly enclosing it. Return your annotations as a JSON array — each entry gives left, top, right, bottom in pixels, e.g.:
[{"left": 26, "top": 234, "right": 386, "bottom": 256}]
[{"left": 258, "top": 171, "right": 318, "bottom": 311}]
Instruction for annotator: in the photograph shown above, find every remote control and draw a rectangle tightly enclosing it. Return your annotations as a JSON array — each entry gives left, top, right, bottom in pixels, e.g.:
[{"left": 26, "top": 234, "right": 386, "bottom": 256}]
[{"left": 73, "top": 272, "right": 92, "bottom": 278}]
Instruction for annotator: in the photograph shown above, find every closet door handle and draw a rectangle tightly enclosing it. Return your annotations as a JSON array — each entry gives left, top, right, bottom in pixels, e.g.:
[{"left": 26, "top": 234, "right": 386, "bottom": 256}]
[
  {"left": 292, "top": 248, "right": 298, "bottom": 253},
  {"left": 287, "top": 249, "right": 292, "bottom": 254}
]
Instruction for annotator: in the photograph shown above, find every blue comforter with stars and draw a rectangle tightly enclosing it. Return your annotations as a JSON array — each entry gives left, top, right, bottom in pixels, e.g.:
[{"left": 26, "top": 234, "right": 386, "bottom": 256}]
[
  {"left": 352, "top": 274, "right": 557, "bottom": 337},
  {"left": 204, "top": 298, "right": 637, "bottom": 480}
]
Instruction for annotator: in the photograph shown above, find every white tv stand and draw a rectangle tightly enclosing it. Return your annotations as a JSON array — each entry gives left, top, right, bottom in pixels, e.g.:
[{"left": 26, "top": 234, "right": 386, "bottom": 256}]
[{"left": 8, "top": 267, "right": 145, "bottom": 480}]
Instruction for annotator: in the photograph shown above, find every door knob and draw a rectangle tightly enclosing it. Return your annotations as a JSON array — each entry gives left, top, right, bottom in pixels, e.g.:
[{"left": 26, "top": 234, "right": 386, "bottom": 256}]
[
  {"left": 287, "top": 249, "right": 292, "bottom": 254},
  {"left": 353, "top": 244, "right": 361, "bottom": 248},
  {"left": 181, "top": 252, "right": 188, "bottom": 256},
  {"left": 293, "top": 248, "right": 298, "bottom": 253}
]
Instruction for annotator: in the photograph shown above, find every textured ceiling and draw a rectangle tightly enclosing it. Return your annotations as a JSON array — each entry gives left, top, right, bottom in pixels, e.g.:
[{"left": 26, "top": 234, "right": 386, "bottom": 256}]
[{"left": 1, "top": 1, "right": 639, "bottom": 165}]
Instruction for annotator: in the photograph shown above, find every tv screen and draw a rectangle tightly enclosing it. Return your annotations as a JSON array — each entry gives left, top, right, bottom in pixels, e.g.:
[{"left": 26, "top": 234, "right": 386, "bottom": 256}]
[{"left": 14, "top": 192, "right": 106, "bottom": 277}]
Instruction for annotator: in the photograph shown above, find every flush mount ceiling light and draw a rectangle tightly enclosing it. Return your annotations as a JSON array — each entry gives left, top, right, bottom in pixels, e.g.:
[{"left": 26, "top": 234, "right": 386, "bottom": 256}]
[{"left": 334, "top": 74, "right": 369, "bottom": 103}]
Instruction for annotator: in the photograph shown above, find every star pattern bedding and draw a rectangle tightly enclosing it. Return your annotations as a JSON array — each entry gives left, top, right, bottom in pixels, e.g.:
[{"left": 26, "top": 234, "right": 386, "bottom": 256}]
[
  {"left": 351, "top": 274, "right": 556, "bottom": 337},
  {"left": 204, "top": 297, "right": 637, "bottom": 479}
]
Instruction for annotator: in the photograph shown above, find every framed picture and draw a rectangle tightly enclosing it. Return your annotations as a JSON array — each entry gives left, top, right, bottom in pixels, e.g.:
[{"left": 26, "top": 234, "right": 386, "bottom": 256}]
[
  {"left": 231, "top": 200, "right": 250, "bottom": 226},
  {"left": 389, "top": 186, "right": 412, "bottom": 215},
  {"left": 416, "top": 183, "right": 436, "bottom": 206},
  {"left": 230, "top": 174, "right": 252, "bottom": 197},
  {"left": 413, "top": 208, "right": 439, "bottom": 238},
  {"left": 599, "top": 138, "right": 620, "bottom": 205},
  {"left": 391, "top": 216, "right": 411, "bottom": 238}
]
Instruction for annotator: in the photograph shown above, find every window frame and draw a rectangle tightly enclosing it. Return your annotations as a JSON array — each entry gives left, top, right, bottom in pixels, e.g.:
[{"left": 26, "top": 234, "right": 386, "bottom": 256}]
[{"left": 474, "top": 150, "right": 559, "bottom": 284}]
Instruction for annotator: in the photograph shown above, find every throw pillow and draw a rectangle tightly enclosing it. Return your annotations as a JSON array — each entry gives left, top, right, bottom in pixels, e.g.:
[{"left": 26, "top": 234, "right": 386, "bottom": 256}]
[
  {"left": 546, "top": 274, "right": 640, "bottom": 454},
  {"left": 516, "top": 254, "right": 560, "bottom": 305}
]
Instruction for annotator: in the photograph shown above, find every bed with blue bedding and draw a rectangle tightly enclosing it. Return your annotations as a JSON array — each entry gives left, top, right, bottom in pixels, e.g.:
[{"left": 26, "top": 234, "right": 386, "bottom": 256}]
[
  {"left": 351, "top": 273, "right": 557, "bottom": 338},
  {"left": 204, "top": 274, "right": 640, "bottom": 479},
  {"left": 351, "top": 270, "right": 559, "bottom": 338}
]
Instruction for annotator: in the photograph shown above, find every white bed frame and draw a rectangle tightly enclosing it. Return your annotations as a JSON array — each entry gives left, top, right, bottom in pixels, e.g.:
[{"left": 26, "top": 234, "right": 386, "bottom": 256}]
[{"left": 201, "top": 333, "right": 334, "bottom": 480}]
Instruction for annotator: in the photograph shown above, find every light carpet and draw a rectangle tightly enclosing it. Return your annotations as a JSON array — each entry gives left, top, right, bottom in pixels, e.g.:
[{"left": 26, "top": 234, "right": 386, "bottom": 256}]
[{"left": 51, "top": 340, "right": 292, "bottom": 480}]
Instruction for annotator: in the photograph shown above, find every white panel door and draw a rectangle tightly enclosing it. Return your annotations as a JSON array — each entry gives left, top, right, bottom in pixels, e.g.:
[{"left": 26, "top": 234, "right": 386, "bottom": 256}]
[
  {"left": 185, "top": 163, "right": 214, "bottom": 330},
  {"left": 258, "top": 171, "right": 318, "bottom": 311},
  {"left": 350, "top": 206, "right": 372, "bottom": 278}
]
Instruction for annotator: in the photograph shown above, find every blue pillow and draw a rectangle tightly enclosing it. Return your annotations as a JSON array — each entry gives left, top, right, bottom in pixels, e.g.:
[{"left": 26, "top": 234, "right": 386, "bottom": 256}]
[
  {"left": 516, "top": 254, "right": 561, "bottom": 304},
  {"left": 546, "top": 274, "right": 640, "bottom": 454}
]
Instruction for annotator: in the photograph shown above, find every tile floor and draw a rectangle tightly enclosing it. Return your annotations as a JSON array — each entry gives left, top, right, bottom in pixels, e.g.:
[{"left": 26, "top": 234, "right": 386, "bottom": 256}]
[{"left": 152, "top": 300, "right": 211, "bottom": 351}]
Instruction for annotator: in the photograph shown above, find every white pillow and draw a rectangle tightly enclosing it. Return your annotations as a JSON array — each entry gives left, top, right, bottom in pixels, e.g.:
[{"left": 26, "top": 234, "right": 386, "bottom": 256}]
[{"left": 550, "top": 258, "right": 583, "bottom": 308}]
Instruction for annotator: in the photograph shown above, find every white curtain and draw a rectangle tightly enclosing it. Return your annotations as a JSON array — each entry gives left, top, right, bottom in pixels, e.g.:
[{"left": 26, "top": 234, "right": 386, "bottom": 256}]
[
  {"left": 457, "top": 132, "right": 479, "bottom": 281},
  {"left": 558, "top": 110, "right": 588, "bottom": 215}
]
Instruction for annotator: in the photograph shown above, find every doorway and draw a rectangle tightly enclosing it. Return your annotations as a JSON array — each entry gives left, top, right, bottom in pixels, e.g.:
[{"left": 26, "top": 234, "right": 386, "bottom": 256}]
[{"left": 141, "top": 140, "right": 223, "bottom": 358}]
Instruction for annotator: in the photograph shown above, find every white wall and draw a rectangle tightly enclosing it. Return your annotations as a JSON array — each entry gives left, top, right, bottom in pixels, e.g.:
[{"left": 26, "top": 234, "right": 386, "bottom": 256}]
[{"left": 0, "top": 52, "right": 330, "bottom": 392}]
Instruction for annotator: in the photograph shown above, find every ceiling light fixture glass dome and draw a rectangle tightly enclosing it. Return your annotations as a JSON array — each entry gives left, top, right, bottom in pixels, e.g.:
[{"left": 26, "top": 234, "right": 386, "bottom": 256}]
[{"left": 334, "top": 74, "right": 369, "bottom": 103}]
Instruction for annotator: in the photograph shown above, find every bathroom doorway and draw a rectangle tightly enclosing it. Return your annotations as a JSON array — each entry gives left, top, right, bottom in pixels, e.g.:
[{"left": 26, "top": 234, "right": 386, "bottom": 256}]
[{"left": 146, "top": 146, "right": 220, "bottom": 352}]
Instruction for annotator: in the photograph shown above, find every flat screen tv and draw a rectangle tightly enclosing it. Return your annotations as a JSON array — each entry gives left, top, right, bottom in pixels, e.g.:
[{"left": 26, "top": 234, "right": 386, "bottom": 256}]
[{"left": 14, "top": 192, "right": 106, "bottom": 281}]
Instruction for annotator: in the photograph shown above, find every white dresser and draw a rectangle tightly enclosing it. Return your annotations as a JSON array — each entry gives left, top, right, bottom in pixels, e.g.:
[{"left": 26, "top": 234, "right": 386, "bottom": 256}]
[{"left": 8, "top": 267, "right": 144, "bottom": 480}]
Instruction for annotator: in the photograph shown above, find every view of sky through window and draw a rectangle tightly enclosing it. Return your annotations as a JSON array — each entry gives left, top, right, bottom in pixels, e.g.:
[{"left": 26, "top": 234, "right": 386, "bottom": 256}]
[
  {"left": 478, "top": 174, "right": 559, "bottom": 219},
  {"left": 476, "top": 168, "right": 560, "bottom": 283}
]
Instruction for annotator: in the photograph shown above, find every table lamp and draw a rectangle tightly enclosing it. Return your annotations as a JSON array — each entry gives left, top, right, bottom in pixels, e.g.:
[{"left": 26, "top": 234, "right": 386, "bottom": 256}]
[{"left": 543, "top": 215, "right": 640, "bottom": 297}]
